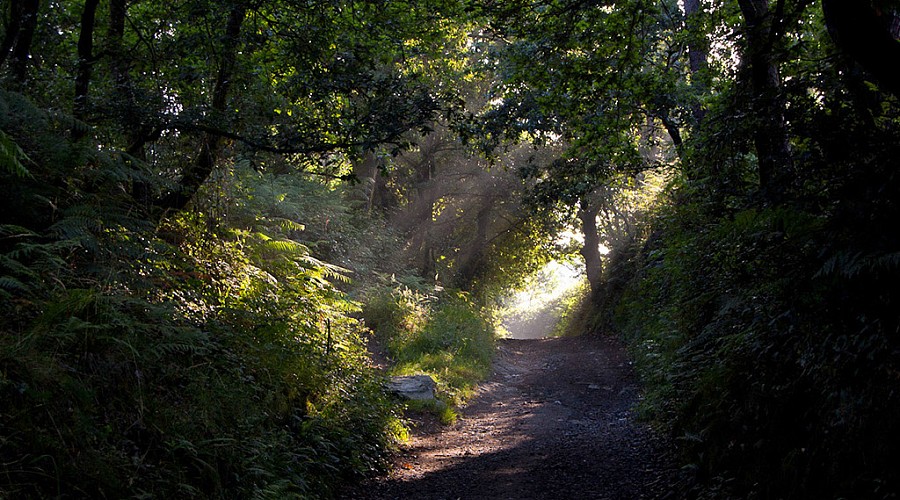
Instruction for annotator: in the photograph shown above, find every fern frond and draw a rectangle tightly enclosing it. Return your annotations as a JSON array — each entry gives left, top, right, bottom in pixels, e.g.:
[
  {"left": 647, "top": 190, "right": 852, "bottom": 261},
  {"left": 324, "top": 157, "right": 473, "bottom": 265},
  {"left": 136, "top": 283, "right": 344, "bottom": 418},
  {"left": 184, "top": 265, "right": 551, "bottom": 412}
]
[
  {"left": 817, "top": 250, "right": 900, "bottom": 279},
  {"left": 0, "top": 129, "right": 32, "bottom": 179},
  {"left": 263, "top": 238, "right": 310, "bottom": 256},
  {"left": 46, "top": 109, "right": 92, "bottom": 135},
  {"left": 47, "top": 214, "right": 102, "bottom": 248},
  {"left": 300, "top": 254, "right": 352, "bottom": 282},
  {"left": 259, "top": 217, "right": 305, "bottom": 233},
  {"left": 0, "top": 275, "right": 30, "bottom": 293},
  {"left": 252, "top": 479, "right": 297, "bottom": 500},
  {"left": 35, "top": 289, "right": 101, "bottom": 329},
  {"left": 151, "top": 340, "right": 211, "bottom": 357},
  {"left": 0, "top": 254, "right": 35, "bottom": 277},
  {"left": 7, "top": 242, "right": 47, "bottom": 261},
  {"left": 873, "top": 251, "right": 900, "bottom": 273},
  {"left": 0, "top": 224, "right": 37, "bottom": 238},
  {"left": 8, "top": 239, "right": 79, "bottom": 261}
]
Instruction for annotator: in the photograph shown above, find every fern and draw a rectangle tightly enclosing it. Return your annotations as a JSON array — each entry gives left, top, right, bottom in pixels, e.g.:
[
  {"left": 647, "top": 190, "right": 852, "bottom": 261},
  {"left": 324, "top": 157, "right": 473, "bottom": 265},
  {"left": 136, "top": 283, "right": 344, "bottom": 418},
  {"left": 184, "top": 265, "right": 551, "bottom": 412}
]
[
  {"left": 299, "top": 254, "right": 352, "bottom": 282},
  {"left": 251, "top": 479, "right": 300, "bottom": 500},
  {"left": 0, "top": 129, "right": 32, "bottom": 179},
  {"left": 150, "top": 329, "right": 212, "bottom": 358},
  {"left": 816, "top": 250, "right": 900, "bottom": 279},
  {"left": 0, "top": 276, "right": 30, "bottom": 294},
  {"left": 259, "top": 235, "right": 310, "bottom": 256},
  {"left": 258, "top": 217, "right": 305, "bottom": 233},
  {"left": 33, "top": 289, "right": 103, "bottom": 330},
  {"left": 0, "top": 224, "right": 37, "bottom": 238},
  {"left": 0, "top": 253, "right": 35, "bottom": 277},
  {"left": 1, "top": 225, "right": 72, "bottom": 300},
  {"left": 7, "top": 240, "right": 76, "bottom": 264},
  {"left": 45, "top": 109, "right": 92, "bottom": 136},
  {"left": 245, "top": 230, "right": 351, "bottom": 282}
]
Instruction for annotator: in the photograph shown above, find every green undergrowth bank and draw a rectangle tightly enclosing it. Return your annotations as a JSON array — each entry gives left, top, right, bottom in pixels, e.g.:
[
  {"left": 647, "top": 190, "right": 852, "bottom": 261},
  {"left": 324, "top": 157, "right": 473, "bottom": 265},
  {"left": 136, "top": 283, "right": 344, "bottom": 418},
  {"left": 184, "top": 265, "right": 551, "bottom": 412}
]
[
  {"left": 362, "top": 279, "right": 496, "bottom": 424},
  {"left": 0, "top": 209, "right": 403, "bottom": 499},
  {"left": 1, "top": 93, "right": 405, "bottom": 498},
  {"left": 611, "top": 196, "right": 900, "bottom": 499}
]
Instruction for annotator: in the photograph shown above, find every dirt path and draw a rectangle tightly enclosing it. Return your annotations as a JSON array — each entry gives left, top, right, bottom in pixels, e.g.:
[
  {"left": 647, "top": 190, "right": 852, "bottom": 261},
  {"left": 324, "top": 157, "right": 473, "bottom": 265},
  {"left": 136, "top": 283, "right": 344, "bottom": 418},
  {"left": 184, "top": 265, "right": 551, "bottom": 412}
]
[{"left": 351, "top": 335, "right": 680, "bottom": 500}]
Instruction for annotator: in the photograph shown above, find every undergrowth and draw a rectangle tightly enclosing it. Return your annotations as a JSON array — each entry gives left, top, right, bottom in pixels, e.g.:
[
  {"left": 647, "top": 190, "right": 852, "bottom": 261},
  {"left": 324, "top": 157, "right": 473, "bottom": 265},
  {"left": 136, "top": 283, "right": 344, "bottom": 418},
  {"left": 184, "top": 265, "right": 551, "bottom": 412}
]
[
  {"left": 613, "top": 190, "right": 900, "bottom": 499},
  {"left": 1, "top": 92, "right": 404, "bottom": 497},
  {"left": 600, "top": 33, "right": 900, "bottom": 497},
  {"left": 362, "top": 278, "right": 496, "bottom": 421},
  {"left": 0, "top": 212, "right": 401, "bottom": 499}
]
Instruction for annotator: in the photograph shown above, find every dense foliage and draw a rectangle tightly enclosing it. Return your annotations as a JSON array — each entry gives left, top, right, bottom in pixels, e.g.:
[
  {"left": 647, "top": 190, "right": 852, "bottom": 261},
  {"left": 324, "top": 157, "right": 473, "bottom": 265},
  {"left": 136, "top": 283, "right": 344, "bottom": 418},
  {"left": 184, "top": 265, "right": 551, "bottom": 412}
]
[
  {"left": 0, "top": 119, "right": 400, "bottom": 497},
  {"left": 605, "top": 4, "right": 898, "bottom": 499},
  {"left": 4, "top": 0, "right": 900, "bottom": 498},
  {"left": 0, "top": 0, "right": 468, "bottom": 496},
  {"left": 473, "top": 0, "right": 900, "bottom": 498}
]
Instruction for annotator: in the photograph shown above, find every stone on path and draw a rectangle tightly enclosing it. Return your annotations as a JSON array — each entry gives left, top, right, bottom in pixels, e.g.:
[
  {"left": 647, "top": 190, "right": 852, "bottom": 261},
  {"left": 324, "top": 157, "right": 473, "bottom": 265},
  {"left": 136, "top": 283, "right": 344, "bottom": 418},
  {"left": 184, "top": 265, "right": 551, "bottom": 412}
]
[{"left": 387, "top": 375, "right": 437, "bottom": 401}]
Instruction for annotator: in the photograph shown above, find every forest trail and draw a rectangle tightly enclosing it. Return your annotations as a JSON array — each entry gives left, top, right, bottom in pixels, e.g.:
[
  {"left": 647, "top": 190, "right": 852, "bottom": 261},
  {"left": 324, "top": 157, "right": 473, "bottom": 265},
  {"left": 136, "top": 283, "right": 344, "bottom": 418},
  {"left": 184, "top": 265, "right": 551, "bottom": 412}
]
[{"left": 352, "top": 336, "right": 679, "bottom": 500}]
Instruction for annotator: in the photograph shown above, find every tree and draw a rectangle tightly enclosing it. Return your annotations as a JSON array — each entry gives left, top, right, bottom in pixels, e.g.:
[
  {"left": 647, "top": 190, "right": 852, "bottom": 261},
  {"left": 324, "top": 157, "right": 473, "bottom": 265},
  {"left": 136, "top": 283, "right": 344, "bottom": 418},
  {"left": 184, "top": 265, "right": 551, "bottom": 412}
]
[
  {"left": 72, "top": 0, "right": 100, "bottom": 139},
  {"left": 0, "top": 0, "right": 39, "bottom": 84},
  {"left": 158, "top": 1, "right": 247, "bottom": 210},
  {"left": 578, "top": 194, "right": 604, "bottom": 295},
  {"left": 823, "top": 0, "right": 900, "bottom": 96},
  {"left": 736, "top": 0, "right": 795, "bottom": 204}
]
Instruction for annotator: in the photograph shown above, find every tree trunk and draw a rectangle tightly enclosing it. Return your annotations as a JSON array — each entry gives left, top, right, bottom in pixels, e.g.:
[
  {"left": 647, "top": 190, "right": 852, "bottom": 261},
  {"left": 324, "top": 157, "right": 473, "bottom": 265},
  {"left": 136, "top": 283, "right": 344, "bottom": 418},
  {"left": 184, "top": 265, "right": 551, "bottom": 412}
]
[
  {"left": 654, "top": 0, "right": 707, "bottom": 165},
  {"left": 349, "top": 150, "right": 380, "bottom": 212},
  {"left": 73, "top": 0, "right": 100, "bottom": 140},
  {"left": 683, "top": 0, "right": 709, "bottom": 124},
  {"left": 822, "top": 0, "right": 900, "bottom": 97},
  {"left": 0, "top": 1, "right": 23, "bottom": 69},
  {"left": 578, "top": 198, "right": 603, "bottom": 297},
  {"left": 658, "top": 110, "right": 683, "bottom": 151},
  {"left": 455, "top": 199, "right": 492, "bottom": 291},
  {"left": 737, "top": 0, "right": 793, "bottom": 205},
  {"left": 108, "top": 0, "right": 160, "bottom": 158},
  {"left": 411, "top": 134, "right": 439, "bottom": 279},
  {"left": 2, "top": 0, "right": 39, "bottom": 85},
  {"left": 108, "top": 0, "right": 153, "bottom": 206},
  {"left": 158, "top": 3, "right": 246, "bottom": 211}
]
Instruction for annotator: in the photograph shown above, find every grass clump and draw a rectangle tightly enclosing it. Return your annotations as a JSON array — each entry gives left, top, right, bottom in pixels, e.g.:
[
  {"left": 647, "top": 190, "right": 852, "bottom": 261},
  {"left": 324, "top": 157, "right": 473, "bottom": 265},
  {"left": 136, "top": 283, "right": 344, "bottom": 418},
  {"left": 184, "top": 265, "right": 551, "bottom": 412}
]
[{"left": 363, "top": 280, "right": 496, "bottom": 416}]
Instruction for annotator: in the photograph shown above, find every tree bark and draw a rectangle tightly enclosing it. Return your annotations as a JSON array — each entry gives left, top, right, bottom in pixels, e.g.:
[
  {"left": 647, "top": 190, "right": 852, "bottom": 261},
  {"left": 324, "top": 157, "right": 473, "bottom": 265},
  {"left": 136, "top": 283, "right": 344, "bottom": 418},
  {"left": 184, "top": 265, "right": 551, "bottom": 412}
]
[
  {"left": 455, "top": 198, "right": 493, "bottom": 291},
  {"left": 73, "top": 0, "right": 100, "bottom": 140},
  {"left": 403, "top": 131, "right": 446, "bottom": 279},
  {"left": 158, "top": 3, "right": 246, "bottom": 211},
  {"left": 0, "top": 0, "right": 23, "bottom": 69},
  {"left": 653, "top": 0, "right": 707, "bottom": 166},
  {"left": 683, "top": 0, "right": 709, "bottom": 124},
  {"left": 737, "top": 0, "right": 793, "bottom": 205},
  {"left": 658, "top": 110, "right": 683, "bottom": 151},
  {"left": 578, "top": 197, "right": 603, "bottom": 297},
  {"left": 108, "top": 0, "right": 159, "bottom": 158},
  {"left": 2, "top": 0, "right": 39, "bottom": 84}
]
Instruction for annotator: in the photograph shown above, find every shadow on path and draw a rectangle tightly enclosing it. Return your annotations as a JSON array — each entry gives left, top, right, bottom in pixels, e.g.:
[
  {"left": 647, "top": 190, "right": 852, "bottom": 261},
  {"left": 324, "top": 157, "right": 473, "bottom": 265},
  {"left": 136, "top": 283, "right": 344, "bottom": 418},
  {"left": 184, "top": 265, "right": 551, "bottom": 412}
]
[{"left": 350, "top": 336, "right": 679, "bottom": 500}]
